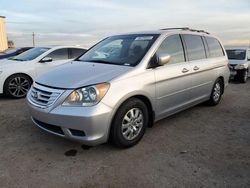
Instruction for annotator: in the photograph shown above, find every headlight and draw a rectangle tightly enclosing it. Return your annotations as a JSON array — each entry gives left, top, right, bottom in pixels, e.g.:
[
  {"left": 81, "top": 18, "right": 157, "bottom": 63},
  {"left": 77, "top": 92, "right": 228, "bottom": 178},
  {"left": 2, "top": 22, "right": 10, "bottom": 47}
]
[
  {"left": 62, "top": 83, "right": 110, "bottom": 107},
  {"left": 235, "top": 64, "right": 247, "bottom": 70}
]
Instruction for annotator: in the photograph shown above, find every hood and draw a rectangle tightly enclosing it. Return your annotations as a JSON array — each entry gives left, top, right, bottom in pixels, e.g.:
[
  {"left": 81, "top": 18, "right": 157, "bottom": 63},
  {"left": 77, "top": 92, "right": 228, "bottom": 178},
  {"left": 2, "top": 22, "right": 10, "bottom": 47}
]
[
  {"left": 0, "top": 59, "right": 25, "bottom": 68},
  {"left": 228, "top": 59, "right": 246, "bottom": 65},
  {"left": 36, "top": 61, "right": 133, "bottom": 89}
]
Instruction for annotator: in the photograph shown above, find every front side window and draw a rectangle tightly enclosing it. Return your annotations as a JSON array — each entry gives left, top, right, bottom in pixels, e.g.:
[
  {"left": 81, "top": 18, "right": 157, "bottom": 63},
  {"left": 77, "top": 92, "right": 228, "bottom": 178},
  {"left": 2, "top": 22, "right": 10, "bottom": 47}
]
[
  {"left": 206, "top": 37, "right": 224, "bottom": 58},
  {"left": 226, "top": 49, "right": 246, "bottom": 60},
  {"left": 10, "top": 47, "right": 50, "bottom": 61},
  {"left": 46, "top": 48, "right": 69, "bottom": 61},
  {"left": 183, "top": 34, "right": 206, "bottom": 61},
  {"left": 69, "top": 48, "right": 86, "bottom": 59},
  {"left": 78, "top": 34, "right": 159, "bottom": 66},
  {"left": 156, "top": 34, "right": 185, "bottom": 64}
]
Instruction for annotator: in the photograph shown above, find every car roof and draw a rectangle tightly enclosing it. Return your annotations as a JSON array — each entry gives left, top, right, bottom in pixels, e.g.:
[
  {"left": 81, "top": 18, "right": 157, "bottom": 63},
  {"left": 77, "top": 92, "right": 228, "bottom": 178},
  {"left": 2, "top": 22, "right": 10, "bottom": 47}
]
[
  {"left": 33, "top": 46, "right": 87, "bottom": 50},
  {"left": 17, "top": 47, "right": 33, "bottom": 50}
]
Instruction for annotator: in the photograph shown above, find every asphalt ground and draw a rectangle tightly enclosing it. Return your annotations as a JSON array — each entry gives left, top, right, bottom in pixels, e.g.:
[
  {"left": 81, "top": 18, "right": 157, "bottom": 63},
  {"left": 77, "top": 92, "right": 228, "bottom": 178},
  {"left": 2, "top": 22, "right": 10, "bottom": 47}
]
[{"left": 0, "top": 81, "right": 249, "bottom": 188}]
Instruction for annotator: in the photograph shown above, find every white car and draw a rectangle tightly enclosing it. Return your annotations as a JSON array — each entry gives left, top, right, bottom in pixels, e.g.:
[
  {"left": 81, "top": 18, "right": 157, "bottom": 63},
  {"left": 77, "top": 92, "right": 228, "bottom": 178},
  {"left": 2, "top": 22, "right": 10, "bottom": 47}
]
[
  {"left": 226, "top": 47, "right": 250, "bottom": 83},
  {"left": 0, "top": 46, "right": 86, "bottom": 98}
]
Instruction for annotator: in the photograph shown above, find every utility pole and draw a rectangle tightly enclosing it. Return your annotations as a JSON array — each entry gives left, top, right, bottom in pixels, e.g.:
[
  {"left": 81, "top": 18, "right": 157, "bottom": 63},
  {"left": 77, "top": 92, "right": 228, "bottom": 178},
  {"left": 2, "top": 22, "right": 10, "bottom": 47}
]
[{"left": 32, "top": 32, "right": 35, "bottom": 47}]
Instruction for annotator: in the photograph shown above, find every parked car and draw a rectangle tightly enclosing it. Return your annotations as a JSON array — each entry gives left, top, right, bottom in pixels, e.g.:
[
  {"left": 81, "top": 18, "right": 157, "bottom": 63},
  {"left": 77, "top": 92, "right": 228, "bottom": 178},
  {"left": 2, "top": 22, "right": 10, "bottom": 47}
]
[
  {"left": 27, "top": 28, "right": 230, "bottom": 148},
  {"left": 0, "top": 47, "right": 33, "bottom": 60},
  {"left": 0, "top": 46, "right": 86, "bottom": 98},
  {"left": 226, "top": 47, "right": 250, "bottom": 83}
]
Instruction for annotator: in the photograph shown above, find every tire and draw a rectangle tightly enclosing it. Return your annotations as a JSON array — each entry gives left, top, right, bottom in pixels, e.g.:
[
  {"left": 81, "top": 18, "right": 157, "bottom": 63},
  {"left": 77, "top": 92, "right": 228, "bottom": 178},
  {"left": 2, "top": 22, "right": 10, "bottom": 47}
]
[
  {"left": 238, "top": 70, "right": 248, "bottom": 83},
  {"left": 207, "top": 78, "right": 223, "bottom": 106},
  {"left": 3, "top": 74, "right": 32, "bottom": 98},
  {"left": 110, "top": 98, "right": 149, "bottom": 148}
]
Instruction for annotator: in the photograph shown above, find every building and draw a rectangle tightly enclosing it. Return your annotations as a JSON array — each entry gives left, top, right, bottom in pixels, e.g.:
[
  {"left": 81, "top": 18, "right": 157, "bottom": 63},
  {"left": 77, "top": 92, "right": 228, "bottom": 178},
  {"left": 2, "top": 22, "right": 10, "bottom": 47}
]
[{"left": 0, "top": 16, "right": 8, "bottom": 52}]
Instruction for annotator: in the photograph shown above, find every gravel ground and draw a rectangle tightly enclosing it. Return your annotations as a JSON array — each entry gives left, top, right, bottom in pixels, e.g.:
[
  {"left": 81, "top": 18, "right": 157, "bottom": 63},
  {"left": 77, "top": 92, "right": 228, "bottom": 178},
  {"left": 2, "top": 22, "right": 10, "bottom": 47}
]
[{"left": 0, "top": 81, "right": 249, "bottom": 188}]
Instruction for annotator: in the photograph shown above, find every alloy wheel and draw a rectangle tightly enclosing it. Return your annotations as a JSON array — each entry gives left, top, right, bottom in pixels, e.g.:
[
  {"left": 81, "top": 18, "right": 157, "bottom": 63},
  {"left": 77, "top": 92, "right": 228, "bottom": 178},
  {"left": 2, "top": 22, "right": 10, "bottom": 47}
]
[
  {"left": 8, "top": 76, "right": 31, "bottom": 97},
  {"left": 213, "top": 83, "right": 221, "bottom": 102},
  {"left": 121, "top": 108, "right": 144, "bottom": 141}
]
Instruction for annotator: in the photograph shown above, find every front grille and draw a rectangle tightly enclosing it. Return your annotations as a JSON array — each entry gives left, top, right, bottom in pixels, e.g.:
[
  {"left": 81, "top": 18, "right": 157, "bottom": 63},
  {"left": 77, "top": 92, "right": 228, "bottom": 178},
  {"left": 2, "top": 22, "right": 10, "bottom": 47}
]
[
  {"left": 229, "top": 64, "right": 237, "bottom": 70},
  {"left": 33, "top": 118, "right": 64, "bottom": 135},
  {"left": 28, "top": 83, "right": 63, "bottom": 108}
]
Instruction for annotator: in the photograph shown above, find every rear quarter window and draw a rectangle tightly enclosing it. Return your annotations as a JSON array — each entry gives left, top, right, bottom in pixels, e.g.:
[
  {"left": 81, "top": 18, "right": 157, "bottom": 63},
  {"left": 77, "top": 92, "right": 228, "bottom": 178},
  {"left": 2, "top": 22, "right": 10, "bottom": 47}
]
[{"left": 205, "top": 37, "right": 224, "bottom": 58}]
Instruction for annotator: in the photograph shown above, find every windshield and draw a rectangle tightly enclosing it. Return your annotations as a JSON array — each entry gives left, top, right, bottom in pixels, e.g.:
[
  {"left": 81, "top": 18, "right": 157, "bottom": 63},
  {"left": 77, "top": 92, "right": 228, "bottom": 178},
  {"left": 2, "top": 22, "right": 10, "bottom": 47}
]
[
  {"left": 11, "top": 47, "right": 50, "bottom": 61},
  {"left": 78, "top": 34, "right": 159, "bottom": 66},
  {"left": 226, "top": 49, "right": 246, "bottom": 60}
]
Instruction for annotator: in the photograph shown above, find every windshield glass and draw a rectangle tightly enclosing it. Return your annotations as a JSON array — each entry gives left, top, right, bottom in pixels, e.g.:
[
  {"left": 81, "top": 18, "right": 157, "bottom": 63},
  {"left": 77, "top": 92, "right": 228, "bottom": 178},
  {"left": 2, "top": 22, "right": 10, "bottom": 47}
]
[
  {"left": 11, "top": 47, "right": 50, "bottom": 61},
  {"left": 78, "top": 34, "right": 159, "bottom": 66},
  {"left": 226, "top": 49, "right": 246, "bottom": 60}
]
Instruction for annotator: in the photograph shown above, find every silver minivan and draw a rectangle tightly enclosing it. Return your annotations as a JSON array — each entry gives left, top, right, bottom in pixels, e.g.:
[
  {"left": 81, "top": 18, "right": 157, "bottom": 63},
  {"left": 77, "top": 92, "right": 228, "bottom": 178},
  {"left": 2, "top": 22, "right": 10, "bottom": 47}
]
[{"left": 27, "top": 28, "right": 230, "bottom": 148}]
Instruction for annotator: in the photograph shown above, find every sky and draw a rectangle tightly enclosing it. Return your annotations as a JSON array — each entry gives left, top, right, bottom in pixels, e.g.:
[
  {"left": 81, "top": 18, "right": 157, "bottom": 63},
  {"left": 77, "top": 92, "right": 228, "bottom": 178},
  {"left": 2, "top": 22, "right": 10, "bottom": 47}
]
[{"left": 1, "top": 0, "right": 250, "bottom": 48}]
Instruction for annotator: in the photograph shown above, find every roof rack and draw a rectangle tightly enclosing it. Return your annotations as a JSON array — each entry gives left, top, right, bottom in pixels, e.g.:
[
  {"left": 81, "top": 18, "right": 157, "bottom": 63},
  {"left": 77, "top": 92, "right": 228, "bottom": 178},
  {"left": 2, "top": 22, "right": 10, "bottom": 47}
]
[{"left": 160, "top": 27, "right": 210, "bottom": 34}]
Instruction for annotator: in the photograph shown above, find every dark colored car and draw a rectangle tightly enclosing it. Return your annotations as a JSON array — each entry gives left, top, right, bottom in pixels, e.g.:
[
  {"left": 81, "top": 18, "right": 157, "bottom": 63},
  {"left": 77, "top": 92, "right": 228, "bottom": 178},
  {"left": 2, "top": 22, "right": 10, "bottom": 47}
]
[{"left": 0, "top": 47, "right": 33, "bottom": 60}]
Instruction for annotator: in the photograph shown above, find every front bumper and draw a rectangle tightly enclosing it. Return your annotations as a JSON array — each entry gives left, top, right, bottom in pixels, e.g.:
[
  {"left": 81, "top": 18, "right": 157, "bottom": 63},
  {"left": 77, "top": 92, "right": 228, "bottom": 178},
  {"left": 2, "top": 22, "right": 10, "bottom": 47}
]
[
  {"left": 229, "top": 69, "right": 237, "bottom": 79},
  {"left": 27, "top": 100, "right": 113, "bottom": 146},
  {"left": 229, "top": 64, "right": 248, "bottom": 79}
]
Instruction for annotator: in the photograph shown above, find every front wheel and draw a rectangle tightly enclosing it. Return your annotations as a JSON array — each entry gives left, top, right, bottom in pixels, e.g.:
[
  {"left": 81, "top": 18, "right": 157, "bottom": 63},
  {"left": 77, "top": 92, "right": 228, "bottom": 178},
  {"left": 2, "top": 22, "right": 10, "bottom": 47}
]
[
  {"left": 207, "top": 78, "right": 223, "bottom": 106},
  {"left": 110, "top": 98, "right": 149, "bottom": 148},
  {"left": 3, "top": 74, "right": 32, "bottom": 98}
]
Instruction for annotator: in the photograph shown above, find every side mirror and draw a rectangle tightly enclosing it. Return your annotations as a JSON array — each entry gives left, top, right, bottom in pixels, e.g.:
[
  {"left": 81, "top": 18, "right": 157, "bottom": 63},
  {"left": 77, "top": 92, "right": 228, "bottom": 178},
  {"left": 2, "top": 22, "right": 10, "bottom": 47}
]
[
  {"left": 40, "top": 57, "right": 52, "bottom": 63},
  {"left": 247, "top": 57, "right": 250, "bottom": 61},
  {"left": 158, "top": 53, "right": 171, "bottom": 66}
]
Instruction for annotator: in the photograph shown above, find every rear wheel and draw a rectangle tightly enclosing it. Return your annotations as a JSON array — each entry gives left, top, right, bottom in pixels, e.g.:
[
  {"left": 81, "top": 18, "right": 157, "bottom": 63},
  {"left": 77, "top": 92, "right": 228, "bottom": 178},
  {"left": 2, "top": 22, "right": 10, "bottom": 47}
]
[
  {"left": 3, "top": 74, "right": 32, "bottom": 98},
  {"left": 238, "top": 70, "right": 248, "bottom": 83},
  {"left": 207, "top": 78, "right": 223, "bottom": 106},
  {"left": 110, "top": 98, "right": 149, "bottom": 148}
]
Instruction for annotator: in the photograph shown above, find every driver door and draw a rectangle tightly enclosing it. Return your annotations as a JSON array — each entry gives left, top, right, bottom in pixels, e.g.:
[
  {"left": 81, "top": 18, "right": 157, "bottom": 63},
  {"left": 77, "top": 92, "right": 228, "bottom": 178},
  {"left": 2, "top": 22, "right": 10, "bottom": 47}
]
[{"left": 153, "top": 34, "right": 192, "bottom": 119}]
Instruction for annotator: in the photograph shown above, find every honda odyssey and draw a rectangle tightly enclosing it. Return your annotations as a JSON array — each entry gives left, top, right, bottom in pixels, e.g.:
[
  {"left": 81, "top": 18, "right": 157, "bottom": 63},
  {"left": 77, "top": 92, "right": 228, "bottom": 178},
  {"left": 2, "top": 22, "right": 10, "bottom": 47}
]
[{"left": 27, "top": 28, "right": 230, "bottom": 148}]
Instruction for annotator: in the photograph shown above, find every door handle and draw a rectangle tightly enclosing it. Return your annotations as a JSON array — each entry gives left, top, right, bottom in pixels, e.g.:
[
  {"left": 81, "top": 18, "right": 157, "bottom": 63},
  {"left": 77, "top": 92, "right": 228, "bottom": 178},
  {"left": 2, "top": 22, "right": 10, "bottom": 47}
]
[
  {"left": 193, "top": 66, "right": 200, "bottom": 71},
  {"left": 182, "top": 68, "right": 189, "bottom": 73}
]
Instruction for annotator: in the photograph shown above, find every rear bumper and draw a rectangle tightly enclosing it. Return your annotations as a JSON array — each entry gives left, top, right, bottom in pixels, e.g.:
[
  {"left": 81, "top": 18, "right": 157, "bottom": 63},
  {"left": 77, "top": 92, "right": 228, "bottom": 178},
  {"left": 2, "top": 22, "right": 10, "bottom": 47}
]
[{"left": 27, "top": 101, "right": 113, "bottom": 146}]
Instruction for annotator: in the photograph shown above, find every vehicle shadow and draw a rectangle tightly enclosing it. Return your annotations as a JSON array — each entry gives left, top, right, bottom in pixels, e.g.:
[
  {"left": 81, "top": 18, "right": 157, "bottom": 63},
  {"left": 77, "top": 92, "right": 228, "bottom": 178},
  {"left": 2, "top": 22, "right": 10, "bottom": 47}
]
[
  {"left": 0, "top": 94, "right": 25, "bottom": 101},
  {"left": 229, "top": 79, "right": 247, "bottom": 84},
  {"left": 0, "top": 94, "right": 9, "bottom": 100}
]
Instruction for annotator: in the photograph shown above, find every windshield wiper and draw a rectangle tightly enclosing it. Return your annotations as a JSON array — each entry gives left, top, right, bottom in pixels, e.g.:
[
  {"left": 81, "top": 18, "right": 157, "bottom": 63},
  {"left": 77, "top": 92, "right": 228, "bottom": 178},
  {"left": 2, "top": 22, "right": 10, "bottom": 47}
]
[
  {"left": 229, "top": 58, "right": 243, "bottom": 60},
  {"left": 85, "top": 60, "right": 122, "bottom": 66}
]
